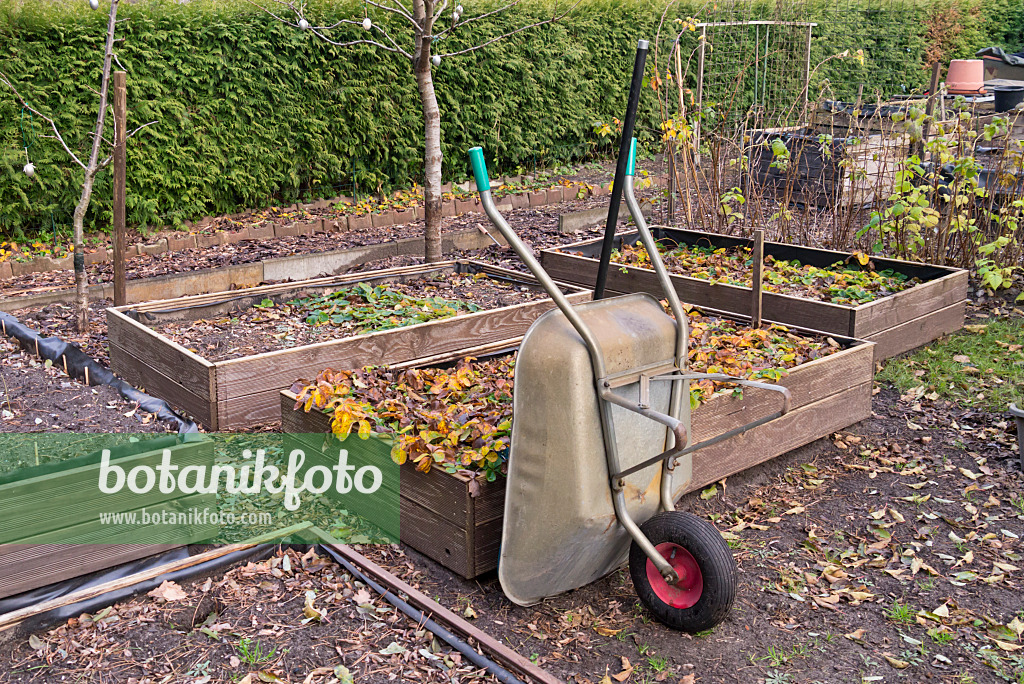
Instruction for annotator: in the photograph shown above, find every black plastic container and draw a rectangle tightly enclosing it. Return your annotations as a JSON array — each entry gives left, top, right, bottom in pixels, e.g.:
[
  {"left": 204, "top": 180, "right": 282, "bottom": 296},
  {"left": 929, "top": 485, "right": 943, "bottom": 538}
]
[{"left": 993, "top": 86, "right": 1024, "bottom": 112}]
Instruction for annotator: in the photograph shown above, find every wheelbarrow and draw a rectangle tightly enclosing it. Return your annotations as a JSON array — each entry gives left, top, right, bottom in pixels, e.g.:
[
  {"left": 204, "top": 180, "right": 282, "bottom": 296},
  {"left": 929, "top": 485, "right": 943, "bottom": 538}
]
[{"left": 467, "top": 141, "right": 792, "bottom": 632}]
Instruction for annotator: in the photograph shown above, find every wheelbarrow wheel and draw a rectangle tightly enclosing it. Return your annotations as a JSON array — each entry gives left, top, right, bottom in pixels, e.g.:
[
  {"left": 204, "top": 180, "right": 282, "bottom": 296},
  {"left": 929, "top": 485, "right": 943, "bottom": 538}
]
[{"left": 628, "top": 511, "right": 736, "bottom": 633}]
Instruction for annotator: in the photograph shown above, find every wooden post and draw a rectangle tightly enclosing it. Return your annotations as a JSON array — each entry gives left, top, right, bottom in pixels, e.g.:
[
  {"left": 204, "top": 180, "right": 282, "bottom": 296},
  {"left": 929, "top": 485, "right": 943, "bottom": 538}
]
[
  {"left": 112, "top": 71, "right": 127, "bottom": 306},
  {"left": 751, "top": 229, "right": 764, "bottom": 328},
  {"left": 920, "top": 62, "right": 942, "bottom": 161}
]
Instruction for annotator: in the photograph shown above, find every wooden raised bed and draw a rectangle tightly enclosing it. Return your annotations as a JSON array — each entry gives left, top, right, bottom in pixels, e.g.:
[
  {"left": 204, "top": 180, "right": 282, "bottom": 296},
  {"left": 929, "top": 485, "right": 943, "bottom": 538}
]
[
  {"left": 0, "top": 439, "right": 215, "bottom": 599},
  {"left": 107, "top": 261, "right": 590, "bottom": 430},
  {"left": 280, "top": 332, "right": 875, "bottom": 579},
  {"left": 540, "top": 227, "right": 967, "bottom": 361}
]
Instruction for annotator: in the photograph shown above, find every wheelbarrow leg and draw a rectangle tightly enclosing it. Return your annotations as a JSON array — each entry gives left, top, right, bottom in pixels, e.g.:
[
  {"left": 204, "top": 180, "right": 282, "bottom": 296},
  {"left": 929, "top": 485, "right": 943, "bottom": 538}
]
[{"left": 612, "top": 487, "right": 680, "bottom": 584}]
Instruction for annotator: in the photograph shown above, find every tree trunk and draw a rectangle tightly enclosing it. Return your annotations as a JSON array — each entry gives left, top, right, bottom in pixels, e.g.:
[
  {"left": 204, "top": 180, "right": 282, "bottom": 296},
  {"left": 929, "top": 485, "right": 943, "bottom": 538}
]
[
  {"left": 415, "top": 35, "right": 444, "bottom": 263},
  {"left": 72, "top": 0, "right": 120, "bottom": 333}
]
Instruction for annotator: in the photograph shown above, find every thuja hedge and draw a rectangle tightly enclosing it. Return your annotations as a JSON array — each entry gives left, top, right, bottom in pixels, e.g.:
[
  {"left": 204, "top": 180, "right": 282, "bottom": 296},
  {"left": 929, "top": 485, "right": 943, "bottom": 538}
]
[{"left": 0, "top": 0, "right": 1022, "bottom": 237}]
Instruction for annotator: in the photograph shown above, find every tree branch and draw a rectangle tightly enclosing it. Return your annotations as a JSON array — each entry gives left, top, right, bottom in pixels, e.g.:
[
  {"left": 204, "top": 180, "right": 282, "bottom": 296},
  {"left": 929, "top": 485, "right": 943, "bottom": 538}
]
[
  {"left": 436, "top": 0, "right": 520, "bottom": 38},
  {"left": 0, "top": 71, "right": 87, "bottom": 170},
  {"left": 310, "top": 25, "right": 412, "bottom": 59},
  {"left": 436, "top": 0, "right": 581, "bottom": 58}
]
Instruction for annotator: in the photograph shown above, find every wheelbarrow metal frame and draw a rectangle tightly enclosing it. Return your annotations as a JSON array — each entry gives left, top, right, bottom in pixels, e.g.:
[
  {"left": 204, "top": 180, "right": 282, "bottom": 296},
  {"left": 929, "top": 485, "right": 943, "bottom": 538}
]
[{"left": 469, "top": 143, "right": 791, "bottom": 584}]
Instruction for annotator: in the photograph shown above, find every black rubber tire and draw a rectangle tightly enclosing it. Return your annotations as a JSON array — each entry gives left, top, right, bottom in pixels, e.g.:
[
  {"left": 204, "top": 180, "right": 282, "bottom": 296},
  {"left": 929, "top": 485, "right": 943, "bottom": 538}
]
[{"left": 628, "top": 511, "right": 737, "bottom": 632}]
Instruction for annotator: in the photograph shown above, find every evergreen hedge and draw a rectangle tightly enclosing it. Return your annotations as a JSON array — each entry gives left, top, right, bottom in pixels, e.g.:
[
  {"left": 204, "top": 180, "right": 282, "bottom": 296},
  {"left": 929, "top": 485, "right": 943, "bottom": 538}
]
[{"left": 1, "top": 0, "right": 1021, "bottom": 237}]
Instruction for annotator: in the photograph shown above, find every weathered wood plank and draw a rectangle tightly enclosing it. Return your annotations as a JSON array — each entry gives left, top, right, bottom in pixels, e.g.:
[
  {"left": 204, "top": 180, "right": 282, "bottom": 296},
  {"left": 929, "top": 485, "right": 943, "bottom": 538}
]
[
  {"left": 217, "top": 293, "right": 587, "bottom": 398},
  {"left": 109, "top": 342, "right": 216, "bottom": 428},
  {"left": 0, "top": 545, "right": 180, "bottom": 600},
  {"left": 853, "top": 270, "right": 968, "bottom": 338},
  {"left": 106, "top": 308, "right": 215, "bottom": 399},
  {"left": 542, "top": 248, "right": 854, "bottom": 335},
  {"left": 865, "top": 300, "right": 966, "bottom": 362},
  {"left": 686, "top": 380, "right": 872, "bottom": 495},
  {"left": 0, "top": 442, "right": 213, "bottom": 541}
]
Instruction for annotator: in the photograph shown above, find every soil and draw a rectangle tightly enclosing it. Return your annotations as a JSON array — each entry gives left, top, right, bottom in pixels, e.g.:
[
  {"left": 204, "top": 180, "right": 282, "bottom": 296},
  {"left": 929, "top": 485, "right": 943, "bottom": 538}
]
[
  {"left": 0, "top": 336, "right": 172, "bottom": 435},
  {"left": 0, "top": 547, "right": 498, "bottom": 684},
  {"left": 154, "top": 272, "right": 550, "bottom": 363}
]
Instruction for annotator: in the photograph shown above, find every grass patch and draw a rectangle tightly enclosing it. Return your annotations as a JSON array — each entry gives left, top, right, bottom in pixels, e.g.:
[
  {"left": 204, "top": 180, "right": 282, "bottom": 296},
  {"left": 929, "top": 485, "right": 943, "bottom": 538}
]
[{"left": 876, "top": 318, "right": 1024, "bottom": 411}]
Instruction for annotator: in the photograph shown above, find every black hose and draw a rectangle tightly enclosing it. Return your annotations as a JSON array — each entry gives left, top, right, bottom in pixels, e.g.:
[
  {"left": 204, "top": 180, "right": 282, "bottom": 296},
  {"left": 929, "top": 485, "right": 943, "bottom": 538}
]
[
  {"left": 316, "top": 544, "right": 526, "bottom": 684},
  {"left": 0, "top": 311, "right": 198, "bottom": 433},
  {"left": 0, "top": 545, "right": 277, "bottom": 636}
]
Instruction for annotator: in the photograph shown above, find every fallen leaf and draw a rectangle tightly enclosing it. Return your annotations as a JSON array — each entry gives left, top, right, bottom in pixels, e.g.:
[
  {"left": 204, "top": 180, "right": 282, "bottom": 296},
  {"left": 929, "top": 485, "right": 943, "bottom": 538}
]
[
  {"left": 993, "top": 639, "right": 1022, "bottom": 652},
  {"left": 28, "top": 635, "right": 44, "bottom": 651},
  {"left": 612, "top": 656, "right": 633, "bottom": 682},
  {"left": 952, "top": 355, "right": 971, "bottom": 364},
  {"left": 463, "top": 604, "right": 478, "bottom": 619},
  {"left": 147, "top": 580, "right": 188, "bottom": 602},
  {"left": 845, "top": 628, "right": 867, "bottom": 640},
  {"left": 379, "top": 642, "right": 408, "bottom": 656},
  {"left": 595, "top": 626, "right": 623, "bottom": 637},
  {"left": 884, "top": 655, "right": 910, "bottom": 669}
]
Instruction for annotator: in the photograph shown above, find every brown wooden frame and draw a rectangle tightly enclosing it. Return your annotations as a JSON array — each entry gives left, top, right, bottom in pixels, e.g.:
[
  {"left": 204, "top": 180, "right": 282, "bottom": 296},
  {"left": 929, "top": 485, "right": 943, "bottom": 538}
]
[
  {"left": 107, "top": 261, "right": 590, "bottom": 430},
  {"left": 540, "top": 227, "right": 967, "bottom": 360},
  {"left": 280, "top": 333, "right": 874, "bottom": 579}
]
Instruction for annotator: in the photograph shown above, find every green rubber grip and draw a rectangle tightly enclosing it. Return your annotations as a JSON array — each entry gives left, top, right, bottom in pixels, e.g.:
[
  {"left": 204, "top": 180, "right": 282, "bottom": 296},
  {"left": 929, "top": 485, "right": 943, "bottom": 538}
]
[
  {"left": 626, "top": 137, "right": 637, "bottom": 177},
  {"left": 468, "top": 147, "right": 490, "bottom": 193}
]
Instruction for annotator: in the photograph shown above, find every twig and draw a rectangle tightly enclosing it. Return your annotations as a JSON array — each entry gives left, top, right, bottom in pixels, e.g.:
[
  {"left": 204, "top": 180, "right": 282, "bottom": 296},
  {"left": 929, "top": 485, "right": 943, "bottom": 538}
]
[
  {"left": 0, "top": 72, "right": 87, "bottom": 170},
  {"left": 436, "top": 0, "right": 582, "bottom": 58}
]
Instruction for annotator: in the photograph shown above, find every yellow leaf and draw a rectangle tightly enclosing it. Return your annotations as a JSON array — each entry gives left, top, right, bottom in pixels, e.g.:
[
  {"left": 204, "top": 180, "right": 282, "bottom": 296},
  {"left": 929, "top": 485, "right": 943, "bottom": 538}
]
[
  {"left": 993, "top": 639, "right": 1022, "bottom": 652},
  {"left": 594, "top": 626, "right": 623, "bottom": 637},
  {"left": 357, "top": 420, "right": 372, "bottom": 440},
  {"left": 845, "top": 628, "right": 867, "bottom": 640}
]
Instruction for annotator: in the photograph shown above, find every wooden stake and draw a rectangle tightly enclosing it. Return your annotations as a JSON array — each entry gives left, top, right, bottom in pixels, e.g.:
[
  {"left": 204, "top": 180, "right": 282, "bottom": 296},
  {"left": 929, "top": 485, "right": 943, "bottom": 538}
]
[
  {"left": 0, "top": 522, "right": 312, "bottom": 629},
  {"left": 921, "top": 62, "right": 942, "bottom": 162},
  {"left": 751, "top": 229, "right": 764, "bottom": 328},
  {"left": 112, "top": 71, "right": 127, "bottom": 307}
]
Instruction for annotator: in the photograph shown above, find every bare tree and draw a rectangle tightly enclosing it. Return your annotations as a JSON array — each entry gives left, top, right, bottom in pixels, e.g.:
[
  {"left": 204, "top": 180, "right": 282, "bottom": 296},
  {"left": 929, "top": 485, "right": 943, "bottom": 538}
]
[
  {"left": 1, "top": 0, "right": 152, "bottom": 332},
  {"left": 249, "top": 0, "right": 578, "bottom": 262}
]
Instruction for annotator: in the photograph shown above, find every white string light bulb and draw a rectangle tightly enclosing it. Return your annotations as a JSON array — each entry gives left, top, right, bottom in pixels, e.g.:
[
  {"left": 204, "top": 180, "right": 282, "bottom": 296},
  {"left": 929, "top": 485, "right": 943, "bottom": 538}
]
[
  {"left": 89, "top": 0, "right": 99, "bottom": 9},
  {"left": 23, "top": 162, "right": 35, "bottom": 178},
  {"left": 298, "top": 18, "right": 309, "bottom": 30},
  {"left": 432, "top": 54, "right": 441, "bottom": 66},
  {"left": 362, "top": 17, "right": 372, "bottom": 30}
]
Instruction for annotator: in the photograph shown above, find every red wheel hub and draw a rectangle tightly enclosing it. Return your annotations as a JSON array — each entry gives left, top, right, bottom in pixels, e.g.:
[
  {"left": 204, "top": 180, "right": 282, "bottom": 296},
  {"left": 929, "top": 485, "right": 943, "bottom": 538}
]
[{"left": 646, "top": 542, "right": 703, "bottom": 608}]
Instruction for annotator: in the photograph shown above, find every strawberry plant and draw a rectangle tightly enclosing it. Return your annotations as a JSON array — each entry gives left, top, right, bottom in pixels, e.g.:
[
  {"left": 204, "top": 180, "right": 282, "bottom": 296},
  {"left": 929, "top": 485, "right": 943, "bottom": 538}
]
[
  {"left": 288, "top": 282, "right": 478, "bottom": 332},
  {"left": 293, "top": 311, "right": 840, "bottom": 478},
  {"left": 610, "top": 242, "right": 920, "bottom": 305}
]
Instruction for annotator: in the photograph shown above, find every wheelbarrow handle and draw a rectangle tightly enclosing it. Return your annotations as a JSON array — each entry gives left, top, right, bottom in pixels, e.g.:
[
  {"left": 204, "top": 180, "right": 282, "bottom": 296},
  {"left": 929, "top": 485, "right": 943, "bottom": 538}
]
[{"left": 468, "top": 147, "right": 613, "bottom": 381}]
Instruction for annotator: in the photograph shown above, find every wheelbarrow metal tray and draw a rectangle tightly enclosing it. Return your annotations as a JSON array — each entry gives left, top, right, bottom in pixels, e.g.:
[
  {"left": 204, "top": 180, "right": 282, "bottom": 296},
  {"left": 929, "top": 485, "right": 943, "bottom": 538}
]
[
  {"left": 108, "top": 260, "right": 590, "bottom": 430},
  {"left": 280, "top": 309, "right": 874, "bottom": 580},
  {"left": 540, "top": 227, "right": 966, "bottom": 361}
]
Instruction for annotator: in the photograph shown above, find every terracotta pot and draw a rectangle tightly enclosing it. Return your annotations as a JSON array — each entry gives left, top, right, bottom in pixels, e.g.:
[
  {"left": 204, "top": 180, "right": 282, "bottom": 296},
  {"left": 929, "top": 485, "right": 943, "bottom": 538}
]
[{"left": 946, "top": 59, "right": 985, "bottom": 95}]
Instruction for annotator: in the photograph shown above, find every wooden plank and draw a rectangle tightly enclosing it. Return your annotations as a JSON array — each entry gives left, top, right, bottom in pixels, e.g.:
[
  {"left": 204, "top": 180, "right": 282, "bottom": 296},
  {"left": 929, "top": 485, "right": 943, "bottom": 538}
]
[
  {"left": 852, "top": 269, "right": 968, "bottom": 339},
  {"left": 691, "top": 342, "right": 873, "bottom": 432},
  {"left": 0, "top": 523, "right": 312, "bottom": 627},
  {"left": 686, "top": 380, "right": 872, "bottom": 495},
  {"left": 398, "top": 495, "right": 471, "bottom": 578},
  {"left": 217, "top": 292, "right": 587, "bottom": 399},
  {"left": 109, "top": 342, "right": 215, "bottom": 428},
  {"left": 0, "top": 442, "right": 213, "bottom": 541},
  {"left": 0, "top": 545, "right": 180, "bottom": 600},
  {"left": 106, "top": 308, "right": 214, "bottom": 398},
  {"left": 542, "top": 249, "right": 854, "bottom": 335},
  {"left": 865, "top": 300, "right": 966, "bottom": 361},
  {"left": 126, "top": 262, "right": 458, "bottom": 318}
]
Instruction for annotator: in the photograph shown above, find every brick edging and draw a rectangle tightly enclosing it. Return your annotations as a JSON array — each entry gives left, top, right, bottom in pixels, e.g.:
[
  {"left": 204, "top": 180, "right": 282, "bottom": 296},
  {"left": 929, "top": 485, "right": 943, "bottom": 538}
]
[{"left": 0, "top": 177, "right": 640, "bottom": 281}]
